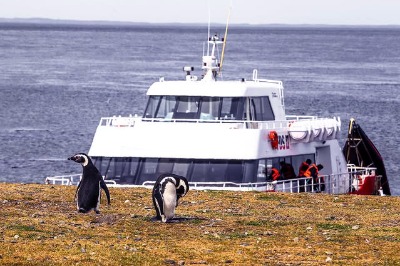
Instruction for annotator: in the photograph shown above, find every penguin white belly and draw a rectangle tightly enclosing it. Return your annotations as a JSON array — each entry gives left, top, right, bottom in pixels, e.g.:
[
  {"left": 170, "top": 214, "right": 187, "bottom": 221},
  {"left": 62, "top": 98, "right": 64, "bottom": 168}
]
[{"left": 162, "top": 182, "right": 177, "bottom": 222}]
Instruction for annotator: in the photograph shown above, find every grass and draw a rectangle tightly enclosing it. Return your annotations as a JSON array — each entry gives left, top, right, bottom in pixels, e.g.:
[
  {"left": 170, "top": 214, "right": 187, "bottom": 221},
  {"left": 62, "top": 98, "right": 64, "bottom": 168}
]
[{"left": 0, "top": 183, "right": 400, "bottom": 265}]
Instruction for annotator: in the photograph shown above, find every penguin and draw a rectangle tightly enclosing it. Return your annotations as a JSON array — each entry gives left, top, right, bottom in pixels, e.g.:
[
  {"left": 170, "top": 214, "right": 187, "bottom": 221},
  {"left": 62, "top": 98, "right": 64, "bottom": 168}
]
[
  {"left": 68, "top": 153, "right": 111, "bottom": 214},
  {"left": 152, "top": 173, "right": 189, "bottom": 223}
]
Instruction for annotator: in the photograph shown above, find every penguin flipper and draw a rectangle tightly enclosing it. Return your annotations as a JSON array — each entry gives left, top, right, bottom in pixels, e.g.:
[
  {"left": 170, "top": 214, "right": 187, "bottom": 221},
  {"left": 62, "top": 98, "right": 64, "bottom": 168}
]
[
  {"left": 100, "top": 179, "right": 111, "bottom": 205},
  {"left": 152, "top": 188, "right": 164, "bottom": 220},
  {"left": 74, "top": 181, "right": 82, "bottom": 202}
]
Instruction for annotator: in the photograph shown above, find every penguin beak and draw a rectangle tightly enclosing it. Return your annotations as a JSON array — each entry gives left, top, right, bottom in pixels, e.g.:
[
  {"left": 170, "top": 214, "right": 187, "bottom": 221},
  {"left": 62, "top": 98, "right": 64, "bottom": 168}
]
[{"left": 68, "top": 156, "right": 79, "bottom": 162}]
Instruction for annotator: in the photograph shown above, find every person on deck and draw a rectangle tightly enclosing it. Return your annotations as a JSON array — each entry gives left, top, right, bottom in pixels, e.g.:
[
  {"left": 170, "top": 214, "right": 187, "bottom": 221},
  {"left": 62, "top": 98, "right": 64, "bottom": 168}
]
[
  {"left": 267, "top": 167, "right": 281, "bottom": 181},
  {"left": 298, "top": 159, "right": 312, "bottom": 177},
  {"left": 279, "top": 161, "right": 296, "bottom": 179},
  {"left": 297, "top": 159, "right": 312, "bottom": 192},
  {"left": 304, "top": 163, "right": 324, "bottom": 192}
]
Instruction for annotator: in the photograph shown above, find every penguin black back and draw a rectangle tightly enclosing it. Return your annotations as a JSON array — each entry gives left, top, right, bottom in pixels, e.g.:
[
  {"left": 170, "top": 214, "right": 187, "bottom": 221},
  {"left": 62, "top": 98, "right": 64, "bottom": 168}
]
[{"left": 68, "top": 153, "right": 111, "bottom": 213}]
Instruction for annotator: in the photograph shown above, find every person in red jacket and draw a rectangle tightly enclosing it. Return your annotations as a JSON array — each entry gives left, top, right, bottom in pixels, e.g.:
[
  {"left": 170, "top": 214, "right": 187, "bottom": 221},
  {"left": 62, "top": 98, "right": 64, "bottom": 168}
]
[
  {"left": 267, "top": 167, "right": 281, "bottom": 181},
  {"left": 298, "top": 159, "right": 312, "bottom": 177},
  {"left": 298, "top": 159, "right": 312, "bottom": 192},
  {"left": 304, "top": 164, "right": 324, "bottom": 192}
]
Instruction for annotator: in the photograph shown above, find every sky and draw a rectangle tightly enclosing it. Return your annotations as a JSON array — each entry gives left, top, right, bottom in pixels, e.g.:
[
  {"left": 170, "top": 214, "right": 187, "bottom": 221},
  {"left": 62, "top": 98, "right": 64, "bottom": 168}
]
[{"left": 1, "top": 0, "right": 400, "bottom": 25}]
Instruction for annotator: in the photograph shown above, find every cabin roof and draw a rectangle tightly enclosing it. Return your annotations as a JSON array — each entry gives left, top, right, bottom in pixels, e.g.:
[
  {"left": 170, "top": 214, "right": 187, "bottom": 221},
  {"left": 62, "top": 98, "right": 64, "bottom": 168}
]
[{"left": 146, "top": 80, "right": 283, "bottom": 97}]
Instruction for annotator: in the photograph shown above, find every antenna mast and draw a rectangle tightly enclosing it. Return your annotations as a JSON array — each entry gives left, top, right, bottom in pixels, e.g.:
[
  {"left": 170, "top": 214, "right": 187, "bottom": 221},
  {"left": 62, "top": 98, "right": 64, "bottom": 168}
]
[
  {"left": 207, "top": 0, "right": 211, "bottom": 55},
  {"left": 219, "top": 2, "right": 232, "bottom": 73}
]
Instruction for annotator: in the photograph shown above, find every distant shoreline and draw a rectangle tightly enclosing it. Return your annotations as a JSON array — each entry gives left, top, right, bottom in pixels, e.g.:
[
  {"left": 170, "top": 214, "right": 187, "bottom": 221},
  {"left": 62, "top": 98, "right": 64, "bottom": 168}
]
[{"left": 0, "top": 17, "right": 399, "bottom": 29}]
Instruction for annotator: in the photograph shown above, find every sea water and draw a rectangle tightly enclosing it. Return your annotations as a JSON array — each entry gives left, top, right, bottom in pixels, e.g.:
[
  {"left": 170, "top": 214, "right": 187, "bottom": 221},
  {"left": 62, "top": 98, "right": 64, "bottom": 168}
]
[{"left": 0, "top": 23, "right": 399, "bottom": 194}]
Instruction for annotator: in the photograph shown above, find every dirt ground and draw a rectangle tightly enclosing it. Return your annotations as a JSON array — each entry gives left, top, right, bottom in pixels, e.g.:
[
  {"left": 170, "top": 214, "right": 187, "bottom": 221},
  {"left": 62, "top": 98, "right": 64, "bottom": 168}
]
[{"left": 0, "top": 183, "right": 399, "bottom": 265}]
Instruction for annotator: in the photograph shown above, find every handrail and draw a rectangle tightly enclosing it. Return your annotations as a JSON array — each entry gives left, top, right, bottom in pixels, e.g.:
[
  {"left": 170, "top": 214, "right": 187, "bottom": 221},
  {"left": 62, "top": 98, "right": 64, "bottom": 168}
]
[
  {"left": 97, "top": 115, "right": 341, "bottom": 132},
  {"left": 268, "top": 167, "right": 379, "bottom": 194},
  {"left": 143, "top": 180, "right": 267, "bottom": 188},
  {"left": 45, "top": 174, "right": 111, "bottom": 186},
  {"left": 99, "top": 115, "right": 138, "bottom": 127},
  {"left": 45, "top": 168, "right": 379, "bottom": 194},
  {"left": 267, "top": 175, "right": 335, "bottom": 194},
  {"left": 45, "top": 174, "right": 81, "bottom": 186},
  {"left": 347, "top": 164, "right": 376, "bottom": 174}
]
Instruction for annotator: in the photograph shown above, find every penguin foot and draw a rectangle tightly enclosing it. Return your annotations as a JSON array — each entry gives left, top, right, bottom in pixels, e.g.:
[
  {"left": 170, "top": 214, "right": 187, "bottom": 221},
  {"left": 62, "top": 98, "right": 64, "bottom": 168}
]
[
  {"left": 150, "top": 216, "right": 160, "bottom": 222},
  {"left": 78, "top": 208, "right": 88, "bottom": 213}
]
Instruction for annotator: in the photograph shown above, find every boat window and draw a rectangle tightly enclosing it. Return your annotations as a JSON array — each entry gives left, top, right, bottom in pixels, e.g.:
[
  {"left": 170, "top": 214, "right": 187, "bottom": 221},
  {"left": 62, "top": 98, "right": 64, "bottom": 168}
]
[
  {"left": 259, "top": 154, "right": 315, "bottom": 179},
  {"left": 172, "top": 96, "right": 200, "bottom": 119},
  {"left": 257, "top": 159, "right": 272, "bottom": 182},
  {"left": 225, "top": 160, "right": 244, "bottom": 182},
  {"left": 248, "top": 97, "right": 275, "bottom": 121},
  {"left": 144, "top": 96, "right": 249, "bottom": 121},
  {"left": 94, "top": 157, "right": 262, "bottom": 185},
  {"left": 242, "top": 161, "right": 259, "bottom": 183},
  {"left": 175, "top": 96, "right": 200, "bottom": 113},
  {"left": 172, "top": 160, "right": 191, "bottom": 176},
  {"left": 157, "top": 96, "right": 177, "bottom": 119},
  {"left": 143, "top": 96, "right": 159, "bottom": 118},
  {"left": 190, "top": 160, "right": 209, "bottom": 182},
  {"left": 92, "top": 157, "right": 140, "bottom": 183},
  {"left": 209, "top": 160, "right": 229, "bottom": 181},
  {"left": 220, "top": 97, "right": 244, "bottom": 120},
  {"left": 157, "top": 158, "right": 174, "bottom": 173},
  {"left": 142, "top": 158, "right": 158, "bottom": 174},
  {"left": 199, "top": 97, "right": 219, "bottom": 120},
  {"left": 143, "top": 96, "right": 177, "bottom": 119},
  {"left": 135, "top": 158, "right": 159, "bottom": 184},
  {"left": 190, "top": 160, "right": 226, "bottom": 182},
  {"left": 189, "top": 159, "right": 251, "bottom": 183},
  {"left": 116, "top": 158, "right": 138, "bottom": 183}
]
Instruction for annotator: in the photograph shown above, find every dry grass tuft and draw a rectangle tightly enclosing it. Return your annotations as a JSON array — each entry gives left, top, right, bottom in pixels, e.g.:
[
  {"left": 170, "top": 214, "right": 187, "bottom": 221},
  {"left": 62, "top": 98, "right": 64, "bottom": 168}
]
[{"left": 0, "top": 183, "right": 400, "bottom": 265}]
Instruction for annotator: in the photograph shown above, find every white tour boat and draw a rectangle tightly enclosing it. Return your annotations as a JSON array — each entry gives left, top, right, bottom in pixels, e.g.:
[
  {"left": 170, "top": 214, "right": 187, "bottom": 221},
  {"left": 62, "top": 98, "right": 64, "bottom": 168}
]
[{"left": 46, "top": 31, "right": 386, "bottom": 195}]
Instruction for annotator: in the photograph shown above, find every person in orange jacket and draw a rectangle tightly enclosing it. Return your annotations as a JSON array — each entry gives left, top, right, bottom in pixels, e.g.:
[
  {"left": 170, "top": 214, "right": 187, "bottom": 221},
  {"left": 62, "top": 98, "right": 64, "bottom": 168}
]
[
  {"left": 298, "top": 159, "right": 312, "bottom": 177},
  {"left": 297, "top": 159, "right": 312, "bottom": 192},
  {"left": 304, "top": 163, "right": 324, "bottom": 192},
  {"left": 267, "top": 167, "right": 281, "bottom": 181}
]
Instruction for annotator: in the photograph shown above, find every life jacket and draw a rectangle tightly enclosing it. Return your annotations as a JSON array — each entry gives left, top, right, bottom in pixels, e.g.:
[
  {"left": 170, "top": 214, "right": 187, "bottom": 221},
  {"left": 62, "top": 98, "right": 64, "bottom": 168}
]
[
  {"left": 304, "top": 164, "right": 318, "bottom": 178},
  {"left": 298, "top": 161, "right": 310, "bottom": 177},
  {"left": 270, "top": 167, "right": 280, "bottom": 181}
]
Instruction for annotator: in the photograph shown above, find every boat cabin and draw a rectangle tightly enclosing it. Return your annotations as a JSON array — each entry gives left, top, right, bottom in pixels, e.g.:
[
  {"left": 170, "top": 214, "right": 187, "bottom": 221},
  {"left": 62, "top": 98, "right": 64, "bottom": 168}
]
[{"left": 143, "top": 78, "right": 285, "bottom": 122}]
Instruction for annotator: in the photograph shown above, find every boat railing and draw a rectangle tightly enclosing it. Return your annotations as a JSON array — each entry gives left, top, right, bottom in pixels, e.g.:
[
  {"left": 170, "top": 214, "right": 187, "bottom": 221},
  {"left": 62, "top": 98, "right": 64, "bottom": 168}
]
[
  {"left": 269, "top": 167, "right": 379, "bottom": 194},
  {"left": 266, "top": 175, "right": 343, "bottom": 194},
  {"left": 45, "top": 174, "right": 82, "bottom": 186},
  {"left": 285, "top": 115, "right": 317, "bottom": 121},
  {"left": 252, "top": 69, "right": 283, "bottom": 86},
  {"left": 142, "top": 180, "right": 268, "bottom": 191},
  {"left": 347, "top": 164, "right": 376, "bottom": 175},
  {"left": 44, "top": 174, "right": 116, "bottom": 186},
  {"left": 98, "top": 115, "right": 339, "bottom": 132},
  {"left": 45, "top": 170, "right": 379, "bottom": 194},
  {"left": 99, "top": 115, "right": 139, "bottom": 127}
]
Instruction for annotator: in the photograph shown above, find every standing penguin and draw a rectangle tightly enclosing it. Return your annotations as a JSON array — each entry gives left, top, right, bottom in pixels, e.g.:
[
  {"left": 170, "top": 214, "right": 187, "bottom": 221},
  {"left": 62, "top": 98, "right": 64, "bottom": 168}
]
[
  {"left": 68, "top": 153, "right": 111, "bottom": 214},
  {"left": 152, "top": 173, "right": 189, "bottom": 223}
]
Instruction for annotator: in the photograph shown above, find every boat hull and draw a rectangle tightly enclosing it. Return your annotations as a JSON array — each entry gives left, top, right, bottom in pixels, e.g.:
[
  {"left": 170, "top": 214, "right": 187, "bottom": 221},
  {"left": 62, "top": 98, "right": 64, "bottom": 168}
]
[{"left": 343, "top": 119, "right": 390, "bottom": 195}]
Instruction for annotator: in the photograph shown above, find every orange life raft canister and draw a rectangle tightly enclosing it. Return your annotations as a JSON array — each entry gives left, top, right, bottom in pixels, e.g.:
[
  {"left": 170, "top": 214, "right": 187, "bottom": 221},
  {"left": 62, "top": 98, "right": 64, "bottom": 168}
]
[{"left": 269, "top": 131, "right": 279, "bottom": 150}]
